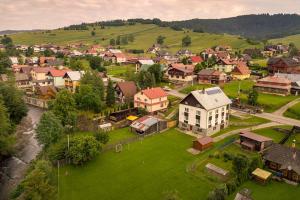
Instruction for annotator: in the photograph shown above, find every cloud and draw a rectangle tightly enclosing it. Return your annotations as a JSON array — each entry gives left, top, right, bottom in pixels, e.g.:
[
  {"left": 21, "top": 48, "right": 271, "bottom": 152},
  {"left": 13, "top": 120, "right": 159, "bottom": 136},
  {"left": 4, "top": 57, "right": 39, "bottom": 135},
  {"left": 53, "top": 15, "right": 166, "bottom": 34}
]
[{"left": 1, "top": 0, "right": 300, "bottom": 30}]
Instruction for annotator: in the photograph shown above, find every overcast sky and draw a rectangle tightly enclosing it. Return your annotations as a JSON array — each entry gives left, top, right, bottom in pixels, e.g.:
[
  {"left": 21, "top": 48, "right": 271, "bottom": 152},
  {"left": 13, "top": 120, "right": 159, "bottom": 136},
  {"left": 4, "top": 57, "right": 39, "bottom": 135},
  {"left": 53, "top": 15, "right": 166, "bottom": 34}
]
[{"left": 1, "top": 0, "right": 300, "bottom": 30}]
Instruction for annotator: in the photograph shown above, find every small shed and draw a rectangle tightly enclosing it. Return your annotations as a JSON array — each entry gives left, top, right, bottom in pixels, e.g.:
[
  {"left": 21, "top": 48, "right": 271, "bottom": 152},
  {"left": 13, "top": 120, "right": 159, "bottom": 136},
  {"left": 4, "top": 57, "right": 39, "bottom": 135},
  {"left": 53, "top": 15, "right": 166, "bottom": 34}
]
[
  {"left": 239, "top": 131, "right": 273, "bottom": 151},
  {"left": 193, "top": 136, "right": 213, "bottom": 151},
  {"left": 130, "top": 115, "right": 167, "bottom": 135},
  {"left": 251, "top": 168, "right": 272, "bottom": 184},
  {"left": 205, "top": 163, "right": 229, "bottom": 178}
]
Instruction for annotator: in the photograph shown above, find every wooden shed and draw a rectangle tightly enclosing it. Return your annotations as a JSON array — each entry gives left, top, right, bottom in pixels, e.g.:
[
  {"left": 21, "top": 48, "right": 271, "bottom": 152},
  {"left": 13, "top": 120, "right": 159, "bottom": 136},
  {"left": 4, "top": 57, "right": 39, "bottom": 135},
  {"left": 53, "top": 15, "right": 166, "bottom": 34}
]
[
  {"left": 251, "top": 168, "right": 272, "bottom": 184},
  {"left": 193, "top": 136, "right": 213, "bottom": 151}
]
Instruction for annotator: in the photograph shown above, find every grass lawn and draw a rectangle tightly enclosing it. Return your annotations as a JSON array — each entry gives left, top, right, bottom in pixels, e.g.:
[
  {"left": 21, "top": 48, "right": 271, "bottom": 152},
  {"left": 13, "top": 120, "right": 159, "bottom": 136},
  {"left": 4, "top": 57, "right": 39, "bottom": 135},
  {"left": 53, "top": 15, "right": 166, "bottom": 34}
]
[
  {"left": 251, "top": 59, "right": 268, "bottom": 67},
  {"left": 228, "top": 180, "right": 300, "bottom": 200},
  {"left": 11, "top": 24, "right": 262, "bottom": 53},
  {"left": 284, "top": 102, "right": 300, "bottom": 120},
  {"left": 212, "top": 115, "right": 270, "bottom": 138},
  {"left": 270, "top": 34, "right": 300, "bottom": 49},
  {"left": 164, "top": 95, "right": 181, "bottom": 117},
  {"left": 221, "top": 80, "right": 298, "bottom": 112},
  {"left": 107, "top": 127, "right": 136, "bottom": 145},
  {"left": 59, "top": 128, "right": 253, "bottom": 200},
  {"left": 106, "top": 64, "right": 134, "bottom": 78},
  {"left": 252, "top": 125, "right": 290, "bottom": 143}
]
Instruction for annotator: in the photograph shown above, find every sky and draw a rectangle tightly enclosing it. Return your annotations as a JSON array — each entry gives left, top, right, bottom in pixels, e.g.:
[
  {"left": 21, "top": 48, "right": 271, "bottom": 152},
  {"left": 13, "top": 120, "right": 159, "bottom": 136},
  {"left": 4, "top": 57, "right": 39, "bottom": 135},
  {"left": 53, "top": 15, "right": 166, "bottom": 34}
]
[{"left": 1, "top": 0, "right": 300, "bottom": 30}]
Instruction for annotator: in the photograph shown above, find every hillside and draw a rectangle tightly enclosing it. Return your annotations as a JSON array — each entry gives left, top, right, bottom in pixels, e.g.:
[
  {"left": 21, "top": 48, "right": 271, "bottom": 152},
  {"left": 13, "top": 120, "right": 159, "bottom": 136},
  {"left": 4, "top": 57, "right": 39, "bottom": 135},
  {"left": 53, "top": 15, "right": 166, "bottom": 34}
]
[
  {"left": 166, "top": 14, "right": 300, "bottom": 40},
  {"left": 270, "top": 34, "right": 300, "bottom": 47},
  {"left": 10, "top": 24, "right": 261, "bottom": 52}
]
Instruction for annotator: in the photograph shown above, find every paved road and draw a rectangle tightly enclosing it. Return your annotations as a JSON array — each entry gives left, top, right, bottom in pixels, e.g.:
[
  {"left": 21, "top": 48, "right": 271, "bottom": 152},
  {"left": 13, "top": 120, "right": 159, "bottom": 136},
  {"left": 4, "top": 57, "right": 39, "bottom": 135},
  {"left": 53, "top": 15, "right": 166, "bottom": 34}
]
[
  {"left": 272, "top": 98, "right": 300, "bottom": 116},
  {"left": 254, "top": 112, "right": 300, "bottom": 127}
]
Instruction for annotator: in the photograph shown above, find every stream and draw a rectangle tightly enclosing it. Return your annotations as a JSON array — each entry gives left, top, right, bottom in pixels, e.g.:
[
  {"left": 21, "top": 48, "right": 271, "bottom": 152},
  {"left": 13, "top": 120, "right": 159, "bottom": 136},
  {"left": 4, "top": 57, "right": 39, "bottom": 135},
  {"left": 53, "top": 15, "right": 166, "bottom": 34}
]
[{"left": 0, "top": 106, "right": 44, "bottom": 200}]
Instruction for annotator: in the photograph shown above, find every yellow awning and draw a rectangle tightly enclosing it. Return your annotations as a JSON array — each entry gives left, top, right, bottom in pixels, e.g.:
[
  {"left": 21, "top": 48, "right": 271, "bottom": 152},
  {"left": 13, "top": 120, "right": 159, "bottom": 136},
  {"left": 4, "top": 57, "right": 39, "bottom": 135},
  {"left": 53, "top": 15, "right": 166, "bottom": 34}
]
[
  {"left": 252, "top": 168, "right": 272, "bottom": 180},
  {"left": 127, "top": 115, "right": 138, "bottom": 121}
]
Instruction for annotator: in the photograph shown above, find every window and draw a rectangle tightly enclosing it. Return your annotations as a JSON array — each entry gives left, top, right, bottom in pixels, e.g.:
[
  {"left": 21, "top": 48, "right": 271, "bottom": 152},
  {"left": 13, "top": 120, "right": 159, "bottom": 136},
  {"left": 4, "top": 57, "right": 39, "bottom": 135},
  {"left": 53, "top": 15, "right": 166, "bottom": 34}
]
[
  {"left": 185, "top": 108, "right": 189, "bottom": 112},
  {"left": 160, "top": 103, "right": 163, "bottom": 107},
  {"left": 196, "top": 118, "right": 200, "bottom": 127},
  {"left": 196, "top": 110, "right": 201, "bottom": 116}
]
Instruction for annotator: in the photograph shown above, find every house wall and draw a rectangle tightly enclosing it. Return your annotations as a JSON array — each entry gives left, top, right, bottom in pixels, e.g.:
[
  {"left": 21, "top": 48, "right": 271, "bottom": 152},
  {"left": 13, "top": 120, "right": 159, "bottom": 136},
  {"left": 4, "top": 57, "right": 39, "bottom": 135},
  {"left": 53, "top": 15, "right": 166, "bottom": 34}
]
[
  {"left": 178, "top": 103, "right": 230, "bottom": 136},
  {"left": 134, "top": 92, "right": 169, "bottom": 112},
  {"left": 31, "top": 72, "right": 47, "bottom": 81},
  {"left": 213, "top": 65, "right": 234, "bottom": 73},
  {"left": 168, "top": 74, "right": 194, "bottom": 82},
  {"left": 232, "top": 74, "right": 250, "bottom": 80}
]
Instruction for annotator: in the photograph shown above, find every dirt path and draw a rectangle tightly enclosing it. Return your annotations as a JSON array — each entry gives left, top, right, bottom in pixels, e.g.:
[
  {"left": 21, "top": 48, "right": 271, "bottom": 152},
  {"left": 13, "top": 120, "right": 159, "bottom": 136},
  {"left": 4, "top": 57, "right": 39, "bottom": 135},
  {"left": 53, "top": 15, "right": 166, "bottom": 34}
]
[{"left": 0, "top": 106, "right": 44, "bottom": 200}]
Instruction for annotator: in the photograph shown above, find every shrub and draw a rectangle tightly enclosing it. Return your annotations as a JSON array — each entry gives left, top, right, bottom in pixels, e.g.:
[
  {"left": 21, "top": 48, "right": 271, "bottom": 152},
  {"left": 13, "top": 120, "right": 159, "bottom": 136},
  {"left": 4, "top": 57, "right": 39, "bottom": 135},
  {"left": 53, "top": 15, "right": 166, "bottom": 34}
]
[{"left": 94, "top": 131, "right": 109, "bottom": 144}]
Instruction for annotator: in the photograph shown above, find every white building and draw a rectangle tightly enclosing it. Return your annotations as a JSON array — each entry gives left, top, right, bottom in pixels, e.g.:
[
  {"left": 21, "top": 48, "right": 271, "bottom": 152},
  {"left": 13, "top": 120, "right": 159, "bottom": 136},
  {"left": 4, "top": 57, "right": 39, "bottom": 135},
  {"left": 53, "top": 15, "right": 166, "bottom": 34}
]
[{"left": 178, "top": 87, "right": 232, "bottom": 136}]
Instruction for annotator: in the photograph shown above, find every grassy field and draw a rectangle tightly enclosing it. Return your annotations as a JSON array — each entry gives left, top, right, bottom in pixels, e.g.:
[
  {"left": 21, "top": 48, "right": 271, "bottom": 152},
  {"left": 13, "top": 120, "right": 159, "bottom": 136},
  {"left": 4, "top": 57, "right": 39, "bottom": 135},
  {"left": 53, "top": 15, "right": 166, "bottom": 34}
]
[
  {"left": 284, "top": 102, "right": 300, "bottom": 120},
  {"left": 251, "top": 59, "right": 268, "bottom": 67},
  {"left": 252, "top": 126, "right": 289, "bottom": 143},
  {"left": 58, "top": 128, "right": 258, "bottom": 200},
  {"left": 212, "top": 115, "right": 270, "bottom": 138},
  {"left": 228, "top": 180, "right": 300, "bottom": 200},
  {"left": 11, "top": 24, "right": 262, "bottom": 53},
  {"left": 179, "top": 80, "right": 298, "bottom": 112},
  {"left": 270, "top": 34, "right": 300, "bottom": 48},
  {"left": 107, "top": 127, "right": 136, "bottom": 145},
  {"left": 106, "top": 64, "right": 135, "bottom": 78}
]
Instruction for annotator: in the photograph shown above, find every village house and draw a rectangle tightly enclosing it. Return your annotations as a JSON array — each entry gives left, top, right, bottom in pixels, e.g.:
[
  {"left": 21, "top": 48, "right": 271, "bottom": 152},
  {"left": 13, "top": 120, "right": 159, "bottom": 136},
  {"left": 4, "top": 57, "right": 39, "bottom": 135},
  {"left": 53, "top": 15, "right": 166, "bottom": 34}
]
[
  {"left": 39, "top": 56, "right": 56, "bottom": 66},
  {"left": 63, "top": 71, "right": 85, "bottom": 93},
  {"left": 263, "top": 143, "right": 300, "bottom": 183},
  {"left": 189, "top": 56, "right": 204, "bottom": 65},
  {"left": 30, "top": 67, "right": 54, "bottom": 87},
  {"left": 193, "top": 136, "right": 213, "bottom": 151},
  {"left": 254, "top": 76, "right": 292, "bottom": 96},
  {"left": 239, "top": 131, "right": 273, "bottom": 151},
  {"left": 167, "top": 63, "right": 195, "bottom": 82},
  {"left": 201, "top": 48, "right": 215, "bottom": 60},
  {"left": 115, "top": 81, "right": 137, "bottom": 103},
  {"left": 198, "top": 69, "right": 227, "bottom": 84},
  {"left": 134, "top": 87, "right": 169, "bottom": 113},
  {"left": 176, "top": 49, "right": 194, "bottom": 57},
  {"left": 178, "top": 87, "right": 232, "bottom": 136},
  {"left": 25, "top": 57, "right": 39, "bottom": 65},
  {"left": 15, "top": 72, "right": 31, "bottom": 90},
  {"left": 147, "top": 44, "right": 161, "bottom": 54},
  {"left": 34, "top": 85, "right": 57, "bottom": 100},
  {"left": 46, "top": 69, "right": 69, "bottom": 88},
  {"left": 275, "top": 73, "right": 300, "bottom": 95},
  {"left": 231, "top": 62, "right": 251, "bottom": 80},
  {"left": 156, "top": 50, "right": 172, "bottom": 60},
  {"left": 130, "top": 115, "right": 167, "bottom": 135},
  {"left": 135, "top": 59, "right": 155, "bottom": 72},
  {"left": 267, "top": 57, "right": 300, "bottom": 74},
  {"left": 213, "top": 59, "right": 236, "bottom": 73},
  {"left": 9, "top": 57, "right": 19, "bottom": 65}
]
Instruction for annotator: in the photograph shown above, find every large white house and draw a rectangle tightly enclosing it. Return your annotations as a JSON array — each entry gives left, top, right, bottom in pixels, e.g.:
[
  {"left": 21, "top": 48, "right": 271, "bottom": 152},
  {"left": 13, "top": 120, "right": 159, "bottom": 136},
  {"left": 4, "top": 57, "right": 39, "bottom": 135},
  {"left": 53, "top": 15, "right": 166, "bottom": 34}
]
[{"left": 178, "top": 87, "right": 232, "bottom": 136}]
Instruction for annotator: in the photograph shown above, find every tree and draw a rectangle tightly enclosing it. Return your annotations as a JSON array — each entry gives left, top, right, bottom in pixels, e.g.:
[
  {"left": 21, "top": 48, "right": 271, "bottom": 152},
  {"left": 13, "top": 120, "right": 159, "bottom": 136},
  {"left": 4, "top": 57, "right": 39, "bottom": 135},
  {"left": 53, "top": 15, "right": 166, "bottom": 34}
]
[
  {"left": 67, "top": 135, "right": 101, "bottom": 165},
  {"left": 80, "top": 71, "right": 105, "bottom": 100},
  {"left": 1, "top": 35, "right": 13, "bottom": 45},
  {"left": 232, "top": 154, "right": 249, "bottom": 184},
  {"left": 18, "top": 160, "right": 56, "bottom": 200},
  {"left": 194, "top": 63, "right": 205, "bottom": 73},
  {"left": 36, "top": 111, "right": 63, "bottom": 147},
  {"left": 0, "top": 82, "right": 27, "bottom": 125},
  {"left": 156, "top": 35, "right": 165, "bottom": 45},
  {"left": 43, "top": 49, "right": 54, "bottom": 57},
  {"left": 182, "top": 35, "right": 191, "bottom": 47},
  {"left": 69, "top": 58, "right": 84, "bottom": 70},
  {"left": 137, "top": 70, "right": 155, "bottom": 89},
  {"left": 106, "top": 79, "right": 115, "bottom": 107},
  {"left": 89, "top": 56, "right": 103, "bottom": 71},
  {"left": 247, "top": 89, "right": 258, "bottom": 106},
  {"left": 75, "top": 84, "right": 102, "bottom": 112},
  {"left": 93, "top": 131, "right": 109, "bottom": 144},
  {"left": 288, "top": 45, "right": 299, "bottom": 57},
  {"left": 110, "top": 38, "right": 116, "bottom": 46},
  {"left": 0, "top": 52, "right": 12, "bottom": 73},
  {"left": 25, "top": 47, "right": 34, "bottom": 56},
  {"left": 0, "top": 97, "right": 14, "bottom": 159},
  {"left": 147, "top": 64, "right": 163, "bottom": 83},
  {"left": 91, "top": 30, "right": 96, "bottom": 36},
  {"left": 49, "top": 89, "right": 77, "bottom": 127}
]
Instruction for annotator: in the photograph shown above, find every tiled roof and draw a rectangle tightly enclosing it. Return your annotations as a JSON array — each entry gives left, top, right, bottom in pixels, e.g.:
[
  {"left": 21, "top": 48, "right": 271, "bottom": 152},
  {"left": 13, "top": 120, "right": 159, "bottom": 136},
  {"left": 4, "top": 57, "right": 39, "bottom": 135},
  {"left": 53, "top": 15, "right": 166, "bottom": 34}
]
[
  {"left": 257, "top": 76, "right": 291, "bottom": 84},
  {"left": 233, "top": 62, "right": 251, "bottom": 75},
  {"left": 240, "top": 131, "right": 273, "bottom": 142},
  {"left": 48, "top": 69, "right": 69, "bottom": 77},
  {"left": 32, "top": 67, "right": 54, "bottom": 74},
  {"left": 190, "top": 56, "right": 203, "bottom": 63},
  {"left": 196, "top": 136, "right": 213, "bottom": 145},
  {"left": 116, "top": 81, "right": 137, "bottom": 98},
  {"left": 141, "top": 87, "right": 167, "bottom": 99},
  {"left": 198, "top": 69, "right": 221, "bottom": 76},
  {"left": 169, "top": 63, "right": 195, "bottom": 73}
]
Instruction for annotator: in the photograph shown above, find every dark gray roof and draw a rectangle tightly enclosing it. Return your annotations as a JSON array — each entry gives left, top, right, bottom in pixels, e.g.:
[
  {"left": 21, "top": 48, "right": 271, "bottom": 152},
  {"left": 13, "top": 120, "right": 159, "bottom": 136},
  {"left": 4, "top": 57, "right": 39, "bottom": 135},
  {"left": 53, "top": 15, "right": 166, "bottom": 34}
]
[
  {"left": 263, "top": 143, "right": 300, "bottom": 174},
  {"left": 267, "top": 57, "right": 300, "bottom": 67}
]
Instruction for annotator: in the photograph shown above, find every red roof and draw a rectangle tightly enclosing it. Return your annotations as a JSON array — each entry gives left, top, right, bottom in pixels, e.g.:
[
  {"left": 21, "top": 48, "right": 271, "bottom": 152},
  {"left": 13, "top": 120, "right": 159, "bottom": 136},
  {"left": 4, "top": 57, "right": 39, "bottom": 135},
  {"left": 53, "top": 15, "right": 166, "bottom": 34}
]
[
  {"left": 113, "top": 53, "right": 126, "bottom": 58},
  {"left": 190, "top": 56, "right": 203, "bottom": 63},
  {"left": 196, "top": 136, "right": 213, "bottom": 145},
  {"left": 48, "top": 69, "right": 70, "bottom": 77},
  {"left": 141, "top": 87, "right": 167, "bottom": 99}
]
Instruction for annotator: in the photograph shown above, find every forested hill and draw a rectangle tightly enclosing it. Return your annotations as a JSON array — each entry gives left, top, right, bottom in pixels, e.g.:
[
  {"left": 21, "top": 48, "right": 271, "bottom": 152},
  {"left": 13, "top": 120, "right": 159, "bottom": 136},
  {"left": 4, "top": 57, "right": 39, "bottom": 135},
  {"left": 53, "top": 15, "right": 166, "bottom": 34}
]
[{"left": 166, "top": 14, "right": 300, "bottom": 40}]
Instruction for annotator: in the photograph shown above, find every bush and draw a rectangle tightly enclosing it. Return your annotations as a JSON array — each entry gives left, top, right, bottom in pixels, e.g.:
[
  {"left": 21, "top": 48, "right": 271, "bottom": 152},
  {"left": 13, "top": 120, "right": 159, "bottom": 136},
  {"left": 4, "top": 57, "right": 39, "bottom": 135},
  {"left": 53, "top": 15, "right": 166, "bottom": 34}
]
[
  {"left": 94, "top": 131, "right": 109, "bottom": 144},
  {"left": 226, "top": 180, "right": 237, "bottom": 195}
]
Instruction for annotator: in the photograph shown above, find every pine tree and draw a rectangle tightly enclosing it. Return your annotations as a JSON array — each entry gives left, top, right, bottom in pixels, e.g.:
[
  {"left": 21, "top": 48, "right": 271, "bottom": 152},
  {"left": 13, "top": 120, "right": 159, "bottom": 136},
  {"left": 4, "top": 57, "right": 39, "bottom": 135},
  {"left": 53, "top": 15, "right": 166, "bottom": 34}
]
[{"left": 106, "top": 79, "right": 115, "bottom": 107}]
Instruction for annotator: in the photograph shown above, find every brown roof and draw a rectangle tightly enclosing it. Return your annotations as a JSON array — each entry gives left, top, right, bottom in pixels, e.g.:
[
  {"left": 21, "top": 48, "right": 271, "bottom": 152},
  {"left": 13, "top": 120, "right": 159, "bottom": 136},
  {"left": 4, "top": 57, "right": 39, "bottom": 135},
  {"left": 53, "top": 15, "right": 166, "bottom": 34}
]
[
  {"left": 15, "top": 73, "right": 29, "bottom": 81},
  {"left": 169, "top": 63, "right": 195, "bottom": 73},
  {"left": 116, "top": 81, "right": 137, "bottom": 98},
  {"left": 196, "top": 136, "right": 213, "bottom": 145},
  {"left": 198, "top": 69, "right": 221, "bottom": 76},
  {"left": 240, "top": 131, "right": 273, "bottom": 142},
  {"left": 232, "top": 62, "right": 251, "bottom": 75},
  {"left": 32, "top": 67, "right": 54, "bottom": 74},
  {"left": 257, "top": 76, "right": 291, "bottom": 84},
  {"left": 263, "top": 143, "right": 300, "bottom": 174}
]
